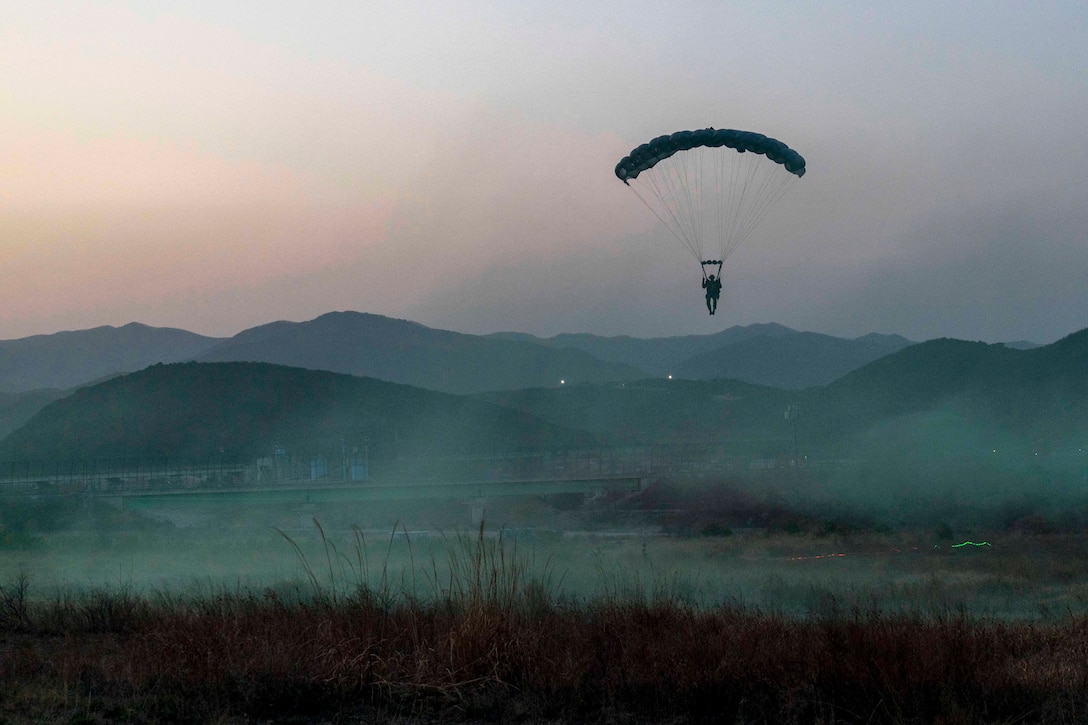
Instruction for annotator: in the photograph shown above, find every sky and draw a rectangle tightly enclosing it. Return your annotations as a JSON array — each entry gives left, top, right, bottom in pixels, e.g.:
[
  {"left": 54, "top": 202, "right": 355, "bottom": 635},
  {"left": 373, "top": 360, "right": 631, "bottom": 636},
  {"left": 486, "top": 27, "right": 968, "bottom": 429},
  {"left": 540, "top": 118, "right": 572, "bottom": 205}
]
[{"left": 2, "top": 1, "right": 1086, "bottom": 344}]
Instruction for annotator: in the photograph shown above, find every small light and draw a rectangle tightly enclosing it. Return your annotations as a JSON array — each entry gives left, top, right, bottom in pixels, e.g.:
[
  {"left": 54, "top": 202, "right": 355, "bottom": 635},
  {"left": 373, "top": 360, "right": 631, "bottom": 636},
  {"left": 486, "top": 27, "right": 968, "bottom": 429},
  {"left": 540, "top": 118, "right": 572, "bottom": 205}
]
[
  {"left": 560, "top": 379, "right": 565, "bottom": 385},
  {"left": 668, "top": 374, "right": 673, "bottom": 380}
]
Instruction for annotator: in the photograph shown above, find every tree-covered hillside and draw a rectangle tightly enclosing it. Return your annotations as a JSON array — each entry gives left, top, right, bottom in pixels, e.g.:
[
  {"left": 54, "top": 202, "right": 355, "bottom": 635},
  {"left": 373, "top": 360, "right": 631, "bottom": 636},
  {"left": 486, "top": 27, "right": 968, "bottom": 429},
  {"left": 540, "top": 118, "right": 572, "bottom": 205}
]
[{"left": 0, "top": 362, "right": 595, "bottom": 462}]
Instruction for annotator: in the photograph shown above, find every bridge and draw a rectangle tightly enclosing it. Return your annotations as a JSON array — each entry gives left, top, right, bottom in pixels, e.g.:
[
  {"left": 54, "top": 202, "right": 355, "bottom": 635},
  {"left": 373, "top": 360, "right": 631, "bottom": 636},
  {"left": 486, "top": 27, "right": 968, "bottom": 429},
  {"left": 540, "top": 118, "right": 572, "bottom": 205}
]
[
  {"left": 113, "top": 475, "right": 642, "bottom": 511},
  {"left": 0, "top": 450, "right": 649, "bottom": 520}
]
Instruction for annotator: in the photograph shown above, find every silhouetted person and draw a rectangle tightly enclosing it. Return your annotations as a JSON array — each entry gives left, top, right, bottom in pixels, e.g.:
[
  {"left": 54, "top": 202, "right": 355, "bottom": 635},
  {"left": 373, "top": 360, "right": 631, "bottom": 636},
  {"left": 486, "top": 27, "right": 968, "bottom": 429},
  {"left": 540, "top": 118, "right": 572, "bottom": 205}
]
[{"left": 701, "top": 260, "right": 723, "bottom": 315}]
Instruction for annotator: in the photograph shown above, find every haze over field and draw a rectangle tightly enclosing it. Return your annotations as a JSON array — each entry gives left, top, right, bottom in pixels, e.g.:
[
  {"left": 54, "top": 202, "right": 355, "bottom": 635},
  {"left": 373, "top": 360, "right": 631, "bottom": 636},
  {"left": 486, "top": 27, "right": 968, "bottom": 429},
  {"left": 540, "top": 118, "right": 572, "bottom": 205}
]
[{"left": 3, "top": 3, "right": 1086, "bottom": 345}]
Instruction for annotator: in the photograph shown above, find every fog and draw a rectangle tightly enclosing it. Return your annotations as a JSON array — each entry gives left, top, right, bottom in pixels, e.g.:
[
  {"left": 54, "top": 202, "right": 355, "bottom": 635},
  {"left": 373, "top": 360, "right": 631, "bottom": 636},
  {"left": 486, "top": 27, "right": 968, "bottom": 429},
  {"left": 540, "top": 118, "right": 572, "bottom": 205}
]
[
  {"left": 2, "top": 329, "right": 1086, "bottom": 631},
  {"left": 7, "top": 428, "right": 1084, "bottom": 722},
  {"left": 6, "top": 425, "right": 1087, "bottom": 622}
]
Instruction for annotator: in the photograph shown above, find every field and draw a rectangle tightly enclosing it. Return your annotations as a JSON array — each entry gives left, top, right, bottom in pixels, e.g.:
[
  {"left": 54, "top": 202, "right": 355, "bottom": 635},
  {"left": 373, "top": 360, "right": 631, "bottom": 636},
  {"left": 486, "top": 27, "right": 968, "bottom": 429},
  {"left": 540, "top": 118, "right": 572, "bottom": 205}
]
[{"left": 2, "top": 477, "right": 1088, "bottom": 723}]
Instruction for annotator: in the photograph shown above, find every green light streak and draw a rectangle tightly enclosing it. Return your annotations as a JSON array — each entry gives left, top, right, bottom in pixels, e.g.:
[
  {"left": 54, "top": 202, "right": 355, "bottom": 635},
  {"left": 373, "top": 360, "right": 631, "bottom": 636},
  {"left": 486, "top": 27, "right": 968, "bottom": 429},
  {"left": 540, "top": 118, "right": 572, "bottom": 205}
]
[{"left": 951, "top": 541, "right": 991, "bottom": 548}]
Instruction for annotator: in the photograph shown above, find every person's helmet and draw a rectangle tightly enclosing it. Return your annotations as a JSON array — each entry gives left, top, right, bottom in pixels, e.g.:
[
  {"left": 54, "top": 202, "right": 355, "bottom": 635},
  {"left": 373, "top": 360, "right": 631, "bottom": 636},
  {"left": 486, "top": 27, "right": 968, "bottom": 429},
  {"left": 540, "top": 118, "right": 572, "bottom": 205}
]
[{"left": 708, "top": 275, "right": 716, "bottom": 281}]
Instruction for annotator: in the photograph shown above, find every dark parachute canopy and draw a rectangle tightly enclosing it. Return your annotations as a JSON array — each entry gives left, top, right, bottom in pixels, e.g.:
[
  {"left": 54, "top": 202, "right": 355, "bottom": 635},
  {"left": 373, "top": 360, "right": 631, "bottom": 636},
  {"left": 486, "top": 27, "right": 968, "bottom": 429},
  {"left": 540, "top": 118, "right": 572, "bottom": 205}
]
[
  {"left": 615, "top": 128, "right": 806, "bottom": 182},
  {"left": 616, "top": 128, "right": 805, "bottom": 267}
]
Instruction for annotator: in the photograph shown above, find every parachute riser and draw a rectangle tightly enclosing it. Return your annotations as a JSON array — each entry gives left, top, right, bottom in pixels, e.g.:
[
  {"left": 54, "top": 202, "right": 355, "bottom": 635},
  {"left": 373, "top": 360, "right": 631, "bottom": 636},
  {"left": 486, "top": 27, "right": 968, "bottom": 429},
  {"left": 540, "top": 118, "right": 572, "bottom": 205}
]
[{"left": 701, "top": 260, "right": 723, "bottom": 280}]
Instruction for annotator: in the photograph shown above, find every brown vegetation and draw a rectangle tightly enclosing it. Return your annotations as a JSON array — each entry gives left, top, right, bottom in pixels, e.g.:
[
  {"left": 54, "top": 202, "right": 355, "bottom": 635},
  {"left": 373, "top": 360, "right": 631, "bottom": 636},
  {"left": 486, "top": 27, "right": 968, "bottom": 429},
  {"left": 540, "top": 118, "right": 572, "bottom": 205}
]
[{"left": 2, "top": 526, "right": 1088, "bottom": 723}]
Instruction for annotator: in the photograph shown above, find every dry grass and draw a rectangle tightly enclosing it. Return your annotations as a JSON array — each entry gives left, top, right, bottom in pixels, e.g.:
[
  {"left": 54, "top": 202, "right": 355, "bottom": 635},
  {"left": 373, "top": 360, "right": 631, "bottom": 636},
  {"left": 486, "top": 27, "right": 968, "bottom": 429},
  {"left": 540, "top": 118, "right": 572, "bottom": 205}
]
[{"left": 1, "top": 525, "right": 1088, "bottom": 723}]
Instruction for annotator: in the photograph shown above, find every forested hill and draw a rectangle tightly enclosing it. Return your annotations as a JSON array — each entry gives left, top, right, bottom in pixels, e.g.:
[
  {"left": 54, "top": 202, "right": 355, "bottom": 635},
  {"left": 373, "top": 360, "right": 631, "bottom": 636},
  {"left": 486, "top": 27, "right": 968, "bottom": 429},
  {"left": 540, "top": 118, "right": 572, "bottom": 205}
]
[
  {"left": 807, "top": 329, "right": 1088, "bottom": 445},
  {"left": 478, "top": 328, "right": 1088, "bottom": 454},
  {"left": 0, "top": 362, "right": 595, "bottom": 462}
]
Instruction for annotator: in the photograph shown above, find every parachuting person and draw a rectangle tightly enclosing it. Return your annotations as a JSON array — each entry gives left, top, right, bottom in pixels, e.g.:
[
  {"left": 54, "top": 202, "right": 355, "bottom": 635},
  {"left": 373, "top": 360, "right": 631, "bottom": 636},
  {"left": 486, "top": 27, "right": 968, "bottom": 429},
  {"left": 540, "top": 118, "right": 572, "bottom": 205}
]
[
  {"left": 701, "top": 260, "right": 723, "bottom": 315},
  {"left": 615, "top": 128, "right": 805, "bottom": 317}
]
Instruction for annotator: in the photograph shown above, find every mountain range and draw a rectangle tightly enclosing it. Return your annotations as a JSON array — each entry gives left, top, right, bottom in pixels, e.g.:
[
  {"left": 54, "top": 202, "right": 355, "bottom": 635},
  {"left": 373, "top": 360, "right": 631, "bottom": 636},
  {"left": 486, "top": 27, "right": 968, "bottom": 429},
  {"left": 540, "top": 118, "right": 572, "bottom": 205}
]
[
  {"left": 0, "top": 311, "right": 914, "bottom": 397},
  {"left": 478, "top": 329, "right": 1088, "bottom": 469},
  {"left": 191, "top": 312, "right": 643, "bottom": 395},
  {"left": 0, "top": 312, "right": 922, "bottom": 439},
  {"left": 487, "top": 324, "right": 914, "bottom": 386},
  {"left": 0, "top": 323, "right": 220, "bottom": 393},
  {"left": 2, "top": 310, "right": 1082, "bottom": 477},
  {"left": 0, "top": 319, "right": 1083, "bottom": 473}
]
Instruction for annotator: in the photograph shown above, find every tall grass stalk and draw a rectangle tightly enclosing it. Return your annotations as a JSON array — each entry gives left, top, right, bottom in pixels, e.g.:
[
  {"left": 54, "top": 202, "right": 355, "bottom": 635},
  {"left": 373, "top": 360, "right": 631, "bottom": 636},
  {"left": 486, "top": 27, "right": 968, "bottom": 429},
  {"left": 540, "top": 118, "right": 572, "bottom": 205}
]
[
  {"left": 274, "top": 523, "right": 322, "bottom": 599},
  {"left": 276, "top": 520, "right": 560, "bottom": 615}
]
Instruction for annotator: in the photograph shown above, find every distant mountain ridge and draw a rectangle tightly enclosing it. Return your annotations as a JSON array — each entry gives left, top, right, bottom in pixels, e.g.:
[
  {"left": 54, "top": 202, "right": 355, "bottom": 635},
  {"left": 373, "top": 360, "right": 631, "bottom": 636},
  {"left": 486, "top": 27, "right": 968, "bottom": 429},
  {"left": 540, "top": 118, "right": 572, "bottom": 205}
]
[
  {"left": 488, "top": 322, "right": 798, "bottom": 372},
  {"left": 477, "top": 328, "right": 1088, "bottom": 454},
  {"left": 673, "top": 331, "right": 912, "bottom": 388},
  {"left": 0, "top": 312, "right": 1050, "bottom": 400},
  {"left": 491, "top": 324, "right": 913, "bottom": 388},
  {"left": 2, "top": 328, "right": 1086, "bottom": 468},
  {"left": 0, "top": 323, "right": 221, "bottom": 393},
  {"left": 194, "top": 312, "right": 645, "bottom": 394}
]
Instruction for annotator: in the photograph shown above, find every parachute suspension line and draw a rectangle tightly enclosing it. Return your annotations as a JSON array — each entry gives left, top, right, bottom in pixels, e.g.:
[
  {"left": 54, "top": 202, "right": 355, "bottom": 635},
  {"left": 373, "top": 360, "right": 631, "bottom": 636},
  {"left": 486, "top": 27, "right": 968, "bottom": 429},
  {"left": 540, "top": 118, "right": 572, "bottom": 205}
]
[
  {"left": 630, "top": 148, "right": 796, "bottom": 266},
  {"left": 735, "top": 163, "right": 796, "bottom": 252},
  {"left": 681, "top": 147, "right": 712, "bottom": 260},
  {"left": 702, "top": 147, "right": 749, "bottom": 262},
  {"left": 666, "top": 148, "right": 706, "bottom": 260},
  {"left": 635, "top": 155, "right": 703, "bottom": 262},
  {"left": 721, "top": 151, "right": 796, "bottom": 260},
  {"left": 714, "top": 151, "right": 725, "bottom": 262},
  {"left": 678, "top": 146, "right": 729, "bottom": 263},
  {"left": 627, "top": 182, "right": 701, "bottom": 263},
  {"left": 691, "top": 150, "right": 710, "bottom": 247},
  {"left": 724, "top": 149, "right": 749, "bottom": 259},
  {"left": 728, "top": 153, "right": 768, "bottom": 257},
  {"left": 665, "top": 150, "right": 701, "bottom": 257}
]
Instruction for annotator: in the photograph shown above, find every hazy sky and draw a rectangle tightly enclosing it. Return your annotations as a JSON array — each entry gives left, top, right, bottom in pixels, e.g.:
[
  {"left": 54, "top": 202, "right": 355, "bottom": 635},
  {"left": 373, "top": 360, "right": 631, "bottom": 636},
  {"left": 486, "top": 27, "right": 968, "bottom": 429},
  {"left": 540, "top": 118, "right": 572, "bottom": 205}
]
[{"left": 3, "top": 2, "right": 1086, "bottom": 343}]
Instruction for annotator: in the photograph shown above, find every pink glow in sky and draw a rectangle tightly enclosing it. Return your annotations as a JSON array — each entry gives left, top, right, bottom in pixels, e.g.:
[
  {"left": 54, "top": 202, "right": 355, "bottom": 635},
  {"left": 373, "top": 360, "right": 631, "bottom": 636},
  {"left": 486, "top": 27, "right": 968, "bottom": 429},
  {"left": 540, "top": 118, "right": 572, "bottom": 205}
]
[{"left": 3, "top": 2, "right": 1086, "bottom": 343}]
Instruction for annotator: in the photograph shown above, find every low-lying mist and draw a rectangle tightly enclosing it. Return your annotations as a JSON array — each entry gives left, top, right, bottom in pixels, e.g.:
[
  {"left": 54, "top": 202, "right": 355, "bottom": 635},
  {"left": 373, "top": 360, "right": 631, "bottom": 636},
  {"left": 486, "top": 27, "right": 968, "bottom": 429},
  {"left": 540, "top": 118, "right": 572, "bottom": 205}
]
[
  {"left": 9, "top": 457, "right": 1088, "bottom": 721},
  {"left": 6, "top": 457, "right": 1088, "bottom": 622}
]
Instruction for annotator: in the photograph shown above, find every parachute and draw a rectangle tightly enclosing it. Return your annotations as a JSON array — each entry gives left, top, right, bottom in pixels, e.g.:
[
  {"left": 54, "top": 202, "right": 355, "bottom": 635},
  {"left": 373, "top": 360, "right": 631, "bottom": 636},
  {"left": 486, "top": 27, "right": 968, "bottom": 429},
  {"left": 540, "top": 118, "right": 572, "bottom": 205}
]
[{"left": 615, "top": 128, "right": 805, "bottom": 270}]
